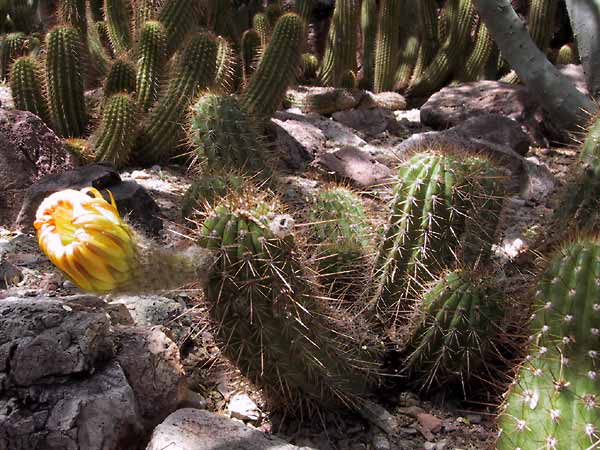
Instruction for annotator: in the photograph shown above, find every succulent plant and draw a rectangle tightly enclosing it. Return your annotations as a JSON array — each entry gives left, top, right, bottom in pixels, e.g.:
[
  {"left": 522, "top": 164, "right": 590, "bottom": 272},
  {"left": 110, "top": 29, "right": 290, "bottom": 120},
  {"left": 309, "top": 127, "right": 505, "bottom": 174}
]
[
  {"left": 58, "top": 0, "right": 87, "bottom": 36},
  {"left": 103, "top": 57, "right": 137, "bottom": 97},
  {"left": 159, "top": 0, "right": 201, "bottom": 56},
  {"left": 9, "top": 55, "right": 49, "bottom": 123},
  {"left": 214, "top": 36, "right": 239, "bottom": 94},
  {"left": 527, "top": 0, "right": 559, "bottom": 51},
  {"left": 555, "top": 42, "right": 578, "bottom": 65},
  {"left": 135, "top": 20, "right": 167, "bottom": 112},
  {"left": 103, "top": 0, "right": 132, "bottom": 54},
  {"left": 1, "top": 31, "right": 28, "bottom": 80},
  {"left": 240, "top": 28, "right": 261, "bottom": 86},
  {"left": 460, "top": 20, "right": 494, "bottom": 82},
  {"left": 181, "top": 172, "right": 246, "bottom": 219},
  {"left": 373, "top": 0, "right": 402, "bottom": 93},
  {"left": 497, "top": 237, "right": 600, "bottom": 450},
  {"left": 359, "top": 0, "right": 377, "bottom": 90}
]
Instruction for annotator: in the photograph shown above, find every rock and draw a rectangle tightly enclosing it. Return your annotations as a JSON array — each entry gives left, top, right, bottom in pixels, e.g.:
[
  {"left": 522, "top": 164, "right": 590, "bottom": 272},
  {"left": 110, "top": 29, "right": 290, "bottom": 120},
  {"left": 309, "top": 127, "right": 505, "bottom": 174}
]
[
  {"left": 394, "top": 108, "right": 421, "bottom": 123},
  {"left": 146, "top": 408, "right": 308, "bottom": 450},
  {"left": 228, "top": 393, "right": 261, "bottom": 422},
  {"left": 419, "top": 81, "right": 548, "bottom": 146},
  {"left": 359, "top": 91, "right": 407, "bottom": 110},
  {"left": 316, "top": 146, "right": 393, "bottom": 187},
  {"left": 359, "top": 400, "right": 399, "bottom": 435},
  {"left": 114, "top": 326, "right": 187, "bottom": 428},
  {"left": 332, "top": 108, "right": 400, "bottom": 136},
  {"left": 558, "top": 64, "right": 588, "bottom": 95},
  {"left": 417, "top": 413, "right": 442, "bottom": 434},
  {"left": 0, "top": 109, "right": 75, "bottom": 226},
  {"left": 520, "top": 157, "right": 557, "bottom": 202},
  {"left": 271, "top": 118, "right": 325, "bottom": 169},
  {"left": 371, "top": 433, "right": 391, "bottom": 450},
  {"left": 15, "top": 163, "right": 163, "bottom": 235},
  {"left": 0, "top": 86, "right": 13, "bottom": 109},
  {"left": 310, "top": 117, "right": 367, "bottom": 147},
  {"left": 277, "top": 176, "right": 320, "bottom": 207},
  {"left": 287, "top": 86, "right": 363, "bottom": 115},
  {"left": 0, "top": 261, "right": 22, "bottom": 288}
]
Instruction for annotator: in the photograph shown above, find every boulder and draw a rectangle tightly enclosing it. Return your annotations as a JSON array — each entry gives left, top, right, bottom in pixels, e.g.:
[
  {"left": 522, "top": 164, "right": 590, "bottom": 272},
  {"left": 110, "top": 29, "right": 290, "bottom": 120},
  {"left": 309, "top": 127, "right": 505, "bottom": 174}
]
[
  {"left": 0, "top": 109, "right": 75, "bottom": 226},
  {"left": 332, "top": 107, "right": 400, "bottom": 136},
  {"left": 146, "top": 409, "right": 312, "bottom": 450},
  {"left": 15, "top": 163, "right": 162, "bottom": 235},
  {"left": 316, "top": 145, "right": 394, "bottom": 187},
  {"left": 270, "top": 118, "right": 325, "bottom": 170}
]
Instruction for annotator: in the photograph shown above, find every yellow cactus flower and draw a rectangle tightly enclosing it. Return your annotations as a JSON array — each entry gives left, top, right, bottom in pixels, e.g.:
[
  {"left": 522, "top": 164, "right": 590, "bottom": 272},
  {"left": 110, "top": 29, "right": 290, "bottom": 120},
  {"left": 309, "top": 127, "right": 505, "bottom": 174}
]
[{"left": 34, "top": 187, "right": 138, "bottom": 293}]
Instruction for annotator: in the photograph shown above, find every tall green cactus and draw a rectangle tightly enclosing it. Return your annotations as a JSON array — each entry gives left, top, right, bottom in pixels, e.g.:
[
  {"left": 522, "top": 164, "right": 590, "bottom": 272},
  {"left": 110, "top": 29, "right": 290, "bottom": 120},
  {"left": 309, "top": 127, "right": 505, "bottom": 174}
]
[
  {"left": 360, "top": 0, "right": 377, "bottom": 90},
  {"left": 103, "top": 58, "right": 137, "bottom": 97},
  {"left": 45, "top": 25, "right": 88, "bottom": 138},
  {"left": 0, "top": 31, "right": 27, "bottom": 80},
  {"left": 103, "top": 0, "right": 132, "bottom": 54},
  {"left": 92, "top": 93, "right": 138, "bottom": 168},
  {"left": 318, "top": 0, "right": 359, "bottom": 87},
  {"left": 9, "top": 55, "right": 49, "bottom": 124},
  {"left": 132, "top": 0, "right": 163, "bottom": 35},
  {"left": 252, "top": 12, "right": 270, "bottom": 48},
  {"left": 158, "top": 0, "right": 200, "bottom": 56},
  {"left": 460, "top": 20, "right": 495, "bottom": 81},
  {"left": 137, "top": 32, "right": 218, "bottom": 165},
  {"left": 86, "top": 3, "right": 111, "bottom": 80},
  {"left": 295, "top": 0, "right": 314, "bottom": 25},
  {"left": 214, "top": 36, "right": 238, "bottom": 94},
  {"left": 373, "top": 0, "right": 402, "bottom": 93},
  {"left": 240, "top": 28, "right": 261, "bottom": 86},
  {"left": 190, "top": 94, "right": 268, "bottom": 176},
  {"left": 412, "top": 0, "right": 438, "bottom": 81},
  {"left": 402, "top": 269, "right": 503, "bottom": 393},
  {"left": 394, "top": 34, "right": 420, "bottom": 91},
  {"left": 497, "top": 237, "right": 600, "bottom": 450},
  {"left": 135, "top": 20, "right": 166, "bottom": 112},
  {"left": 241, "top": 13, "right": 303, "bottom": 119},
  {"left": 7, "top": 0, "right": 37, "bottom": 33},
  {"left": 198, "top": 192, "right": 380, "bottom": 413},
  {"left": 527, "top": 0, "right": 559, "bottom": 51},
  {"left": 58, "top": 0, "right": 87, "bottom": 36},
  {"left": 367, "top": 150, "right": 504, "bottom": 332}
]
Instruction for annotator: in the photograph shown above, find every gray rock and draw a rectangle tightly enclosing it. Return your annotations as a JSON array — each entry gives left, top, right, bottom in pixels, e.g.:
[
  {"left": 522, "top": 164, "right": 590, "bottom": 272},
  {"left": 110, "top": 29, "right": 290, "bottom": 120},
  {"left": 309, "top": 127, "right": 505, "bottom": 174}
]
[
  {"left": 146, "top": 408, "right": 310, "bottom": 450},
  {"left": 287, "top": 86, "right": 363, "bottom": 115},
  {"left": 0, "top": 86, "right": 14, "bottom": 109},
  {"left": 0, "top": 261, "right": 22, "bottom": 288},
  {"left": 332, "top": 108, "right": 400, "bottom": 136},
  {"left": 271, "top": 118, "right": 325, "bottom": 169},
  {"left": 228, "top": 393, "right": 261, "bottom": 422},
  {"left": 520, "top": 157, "right": 556, "bottom": 202},
  {"left": 358, "top": 91, "right": 407, "bottom": 111},
  {"left": 0, "top": 109, "right": 75, "bottom": 226},
  {"left": 16, "top": 163, "right": 163, "bottom": 235},
  {"left": 317, "top": 146, "right": 393, "bottom": 187}
]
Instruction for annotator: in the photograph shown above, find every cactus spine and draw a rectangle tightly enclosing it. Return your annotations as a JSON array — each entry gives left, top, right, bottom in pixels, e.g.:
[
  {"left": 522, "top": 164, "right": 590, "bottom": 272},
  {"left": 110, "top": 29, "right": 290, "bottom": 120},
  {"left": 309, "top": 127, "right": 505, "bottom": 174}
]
[
  {"left": 240, "top": 28, "right": 261, "bottom": 86},
  {"left": 497, "top": 237, "right": 600, "bottom": 450},
  {"left": 412, "top": 0, "right": 439, "bottom": 81},
  {"left": 137, "top": 32, "right": 218, "bottom": 164},
  {"left": 58, "top": 0, "right": 87, "bottom": 36},
  {"left": 373, "top": 0, "right": 402, "bottom": 93},
  {"left": 92, "top": 93, "right": 138, "bottom": 168},
  {"left": 360, "top": 0, "right": 377, "bottom": 90},
  {"left": 214, "top": 36, "right": 238, "bottom": 94},
  {"left": 135, "top": 20, "right": 166, "bottom": 111},
  {"left": 240, "top": 13, "right": 303, "bottom": 119},
  {"left": 0, "top": 31, "right": 27, "bottom": 80},
  {"left": 44, "top": 26, "right": 88, "bottom": 138},
  {"left": 318, "top": 0, "right": 359, "bottom": 87},
  {"left": 158, "top": 0, "right": 200, "bottom": 56},
  {"left": 132, "top": 0, "right": 163, "bottom": 35},
  {"left": 403, "top": 270, "right": 503, "bottom": 392},
  {"left": 103, "top": 0, "right": 132, "bottom": 54},
  {"left": 461, "top": 20, "right": 494, "bottom": 81},
  {"left": 527, "top": 0, "right": 559, "bottom": 51},
  {"left": 103, "top": 58, "right": 137, "bottom": 97},
  {"left": 9, "top": 56, "right": 49, "bottom": 124},
  {"left": 556, "top": 43, "right": 578, "bottom": 65},
  {"left": 252, "top": 12, "right": 270, "bottom": 48}
]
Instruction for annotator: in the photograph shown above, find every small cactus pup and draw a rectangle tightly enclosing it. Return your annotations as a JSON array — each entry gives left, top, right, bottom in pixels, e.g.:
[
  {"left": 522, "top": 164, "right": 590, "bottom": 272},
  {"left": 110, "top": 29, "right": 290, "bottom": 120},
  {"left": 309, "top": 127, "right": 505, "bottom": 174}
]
[
  {"left": 240, "top": 28, "right": 261, "bottom": 86},
  {"left": 197, "top": 189, "right": 381, "bottom": 414},
  {"left": 497, "top": 237, "right": 600, "bottom": 450},
  {"left": 367, "top": 149, "right": 505, "bottom": 335},
  {"left": 136, "top": 32, "right": 218, "bottom": 165},
  {"left": 402, "top": 269, "right": 504, "bottom": 394},
  {"left": 103, "top": 58, "right": 137, "bottom": 98},
  {"left": 241, "top": 13, "right": 304, "bottom": 119},
  {"left": 308, "top": 186, "right": 373, "bottom": 305},
  {"left": 34, "top": 187, "right": 214, "bottom": 295},
  {"left": 189, "top": 93, "right": 269, "bottom": 176},
  {"left": 135, "top": 20, "right": 167, "bottom": 112},
  {"left": 9, "top": 55, "right": 49, "bottom": 124},
  {"left": 92, "top": 92, "right": 138, "bottom": 168},
  {"left": 44, "top": 25, "right": 88, "bottom": 137}
]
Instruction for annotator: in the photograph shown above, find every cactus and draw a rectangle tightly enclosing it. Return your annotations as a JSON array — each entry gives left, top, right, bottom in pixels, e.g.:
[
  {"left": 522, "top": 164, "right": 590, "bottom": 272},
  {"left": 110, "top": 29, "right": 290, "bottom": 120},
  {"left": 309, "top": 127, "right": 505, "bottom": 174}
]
[
  {"left": 58, "top": 0, "right": 87, "bottom": 36},
  {"left": 373, "top": 0, "right": 402, "bottom": 93},
  {"left": 318, "top": 0, "right": 359, "bottom": 87},
  {"left": 7, "top": 0, "right": 37, "bottom": 33},
  {"left": 299, "top": 52, "right": 319, "bottom": 82},
  {"left": 265, "top": 2, "right": 282, "bottom": 28},
  {"left": 241, "top": 13, "right": 303, "bottom": 119},
  {"left": 45, "top": 26, "right": 88, "bottom": 138},
  {"left": 295, "top": 0, "right": 314, "bottom": 25},
  {"left": 308, "top": 186, "right": 373, "bottom": 304},
  {"left": 460, "top": 20, "right": 494, "bottom": 81},
  {"left": 197, "top": 191, "right": 380, "bottom": 413},
  {"left": 214, "top": 36, "right": 238, "bottom": 94},
  {"left": 103, "top": 58, "right": 137, "bottom": 97},
  {"left": 240, "top": 28, "right": 261, "bottom": 86},
  {"left": 402, "top": 269, "right": 503, "bottom": 393},
  {"left": 0, "top": 31, "right": 28, "bottom": 80},
  {"left": 497, "top": 237, "right": 600, "bottom": 450},
  {"left": 158, "top": 0, "right": 201, "bottom": 56},
  {"left": 252, "top": 12, "right": 270, "bottom": 48},
  {"left": 64, "top": 138, "right": 95, "bottom": 163},
  {"left": 136, "top": 32, "right": 218, "bottom": 165},
  {"left": 207, "top": 0, "right": 232, "bottom": 37},
  {"left": 182, "top": 172, "right": 245, "bottom": 218},
  {"left": 86, "top": 4, "right": 111, "bottom": 79},
  {"left": 367, "top": 150, "right": 504, "bottom": 332},
  {"left": 359, "top": 0, "right": 377, "bottom": 90},
  {"left": 394, "top": 34, "right": 420, "bottom": 91},
  {"left": 190, "top": 93, "right": 268, "bottom": 175},
  {"left": 135, "top": 20, "right": 166, "bottom": 112},
  {"left": 412, "top": 0, "right": 439, "bottom": 81},
  {"left": 132, "top": 0, "right": 163, "bottom": 36},
  {"left": 9, "top": 55, "right": 49, "bottom": 124},
  {"left": 527, "top": 0, "right": 559, "bottom": 51},
  {"left": 556, "top": 42, "right": 578, "bottom": 65},
  {"left": 92, "top": 93, "right": 138, "bottom": 168},
  {"left": 103, "top": 0, "right": 132, "bottom": 54}
]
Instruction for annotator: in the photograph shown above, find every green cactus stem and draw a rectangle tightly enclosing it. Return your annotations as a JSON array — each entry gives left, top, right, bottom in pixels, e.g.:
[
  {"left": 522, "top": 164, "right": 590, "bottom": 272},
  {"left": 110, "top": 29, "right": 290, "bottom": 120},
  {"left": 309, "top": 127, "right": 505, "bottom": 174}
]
[
  {"left": 58, "top": 0, "right": 87, "bottom": 36},
  {"left": 136, "top": 32, "right": 218, "bottom": 165},
  {"left": 0, "top": 31, "right": 28, "bottom": 80},
  {"left": 214, "top": 36, "right": 238, "bottom": 94},
  {"left": 373, "top": 0, "right": 402, "bottom": 93},
  {"left": 295, "top": 0, "right": 314, "bottom": 25},
  {"left": 103, "top": 0, "right": 132, "bottom": 54},
  {"left": 460, "top": 19, "right": 495, "bottom": 82},
  {"left": 92, "top": 92, "right": 138, "bottom": 168},
  {"left": 252, "top": 12, "right": 270, "bottom": 48},
  {"left": 394, "top": 34, "right": 420, "bottom": 91},
  {"left": 135, "top": 20, "right": 166, "bottom": 112},
  {"left": 299, "top": 52, "right": 319, "bottom": 82},
  {"left": 497, "top": 237, "right": 600, "bottom": 450},
  {"left": 318, "top": 0, "right": 359, "bottom": 87},
  {"left": 9, "top": 55, "right": 49, "bottom": 124},
  {"left": 241, "top": 13, "right": 303, "bottom": 118},
  {"left": 412, "top": 0, "right": 438, "bottom": 81},
  {"left": 207, "top": 0, "right": 232, "bottom": 37},
  {"left": 158, "top": 0, "right": 201, "bottom": 56},
  {"left": 103, "top": 58, "right": 137, "bottom": 97},
  {"left": 240, "top": 28, "right": 261, "bottom": 86},
  {"left": 527, "top": 0, "right": 559, "bottom": 51},
  {"left": 86, "top": 4, "right": 111, "bottom": 80},
  {"left": 132, "top": 0, "right": 163, "bottom": 36},
  {"left": 359, "top": 0, "right": 377, "bottom": 90},
  {"left": 556, "top": 42, "right": 579, "bottom": 65},
  {"left": 181, "top": 172, "right": 245, "bottom": 219},
  {"left": 44, "top": 25, "right": 88, "bottom": 137}
]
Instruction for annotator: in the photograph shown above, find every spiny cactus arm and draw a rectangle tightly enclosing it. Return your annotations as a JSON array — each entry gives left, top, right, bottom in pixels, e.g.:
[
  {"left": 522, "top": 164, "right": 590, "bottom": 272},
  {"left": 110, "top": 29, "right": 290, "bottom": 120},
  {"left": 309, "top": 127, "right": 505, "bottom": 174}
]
[
  {"left": 10, "top": 55, "right": 49, "bottom": 124},
  {"left": 460, "top": 20, "right": 494, "bottom": 81},
  {"left": 360, "top": 0, "right": 377, "bottom": 90},
  {"left": 252, "top": 12, "right": 270, "bottom": 48},
  {"left": 58, "top": 0, "right": 87, "bottom": 36},
  {"left": 103, "top": 0, "right": 132, "bottom": 53},
  {"left": 240, "top": 28, "right": 261, "bottom": 86},
  {"left": 159, "top": 0, "right": 201, "bottom": 56},
  {"left": 135, "top": 20, "right": 167, "bottom": 112},
  {"left": 85, "top": 3, "right": 111, "bottom": 79},
  {"left": 414, "top": 0, "right": 439, "bottom": 80},
  {"left": 373, "top": 0, "right": 402, "bottom": 93},
  {"left": 103, "top": 58, "right": 137, "bottom": 97}
]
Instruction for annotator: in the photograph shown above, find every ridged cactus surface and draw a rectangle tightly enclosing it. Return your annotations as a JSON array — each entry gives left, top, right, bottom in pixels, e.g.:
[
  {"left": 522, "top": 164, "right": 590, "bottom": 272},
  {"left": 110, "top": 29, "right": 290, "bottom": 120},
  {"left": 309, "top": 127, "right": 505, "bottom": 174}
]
[
  {"left": 527, "top": 0, "right": 559, "bottom": 51},
  {"left": 158, "top": 0, "right": 200, "bottom": 55},
  {"left": 373, "top": 0, "right": 402, "bottom": 93},
  {"left": 58, "top": 0, "right": 87, "bottom": 36},
  {"left": 103, "top": 0, "right": 132, "bottom": 53},
  {"left": 9, "top": 55, "right": 49, "bottom": 124},
  {"left": 103, "top": 58, "right": 137, "bottom": 97},
  {"left": 45, "top": 25, "right": 88, "bottom": 137},
  {"left": 181, "top": 172, "right": 245, "bottom": 219},
  {"left": 359, "top": 0, "right": 377, "bottom": 90},
  {"left": 135, "top": 20, "right": 166, "bottom": 112},
  {"left": 497, "top": 237, "right": 600, "bottom": 450},
  {"left": 1, "top": 31, "right": 28, "bottom": 80},
  {"left": 241, "top": 28, "right": 261, "bottom": 86},
  {"left": 241, "top": 13, "right": 303, "bottom": 118}
]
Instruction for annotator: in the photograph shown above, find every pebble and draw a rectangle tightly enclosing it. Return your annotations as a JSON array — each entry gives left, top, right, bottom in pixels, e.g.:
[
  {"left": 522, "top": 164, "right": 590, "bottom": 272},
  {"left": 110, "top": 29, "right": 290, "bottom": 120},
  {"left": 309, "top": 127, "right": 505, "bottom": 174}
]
[
  {"left": 227, "top": 393, "right": 261, "bottom": 422},
  {"left": 371, "top": 433, "right": 391, "bottom": 450}
]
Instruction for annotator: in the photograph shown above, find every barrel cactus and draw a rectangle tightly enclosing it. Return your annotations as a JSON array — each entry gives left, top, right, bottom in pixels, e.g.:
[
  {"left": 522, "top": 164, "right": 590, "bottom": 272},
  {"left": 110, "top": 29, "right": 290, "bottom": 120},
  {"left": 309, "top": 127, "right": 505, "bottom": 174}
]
[{"left": 9, "top": 55, "right": 48, "bottom": 123}]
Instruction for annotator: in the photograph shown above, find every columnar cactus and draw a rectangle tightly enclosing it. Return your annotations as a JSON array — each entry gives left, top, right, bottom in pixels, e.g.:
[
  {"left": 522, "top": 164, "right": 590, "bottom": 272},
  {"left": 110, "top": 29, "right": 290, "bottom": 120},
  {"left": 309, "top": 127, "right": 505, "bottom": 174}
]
[
  {"left": 367, "top": 150, "right": 504, "bottom": 332},
  {"left": 412, "top": 0, "right": 438, "bottom": 81},
  {"left": 373, "top": 0, "right": 402, "bottom": 93},
  {"left": 181, "top": 172, "right": 245, "bottom": 219},
  {"left": 158, "top": 0, "right": 201, "bottom": 56},
  {"left": 198, "top": 192, "right": 380, "bottom": 413},
  {"left": 58, "top": 0, "right": 87, "bottom": 36},
  {"left": 461, "top": 20, "right": 494, "bottom": 81},
  {"left": 360, "top": 0, "right": 377, "bottom": 90},
  {"left": 137, "top": 32, "right": 218, "bottom": 164},
  {"left": 92, "top": 93, "right": 138, "bottom": 168},
  {"left": 103, "top": 0, "right": 132, "bottom": 54},
  {"left": 9, "top": 55, "right": 49, "bottom": 123},
  {"left": 133, "top": 0, "right": 163, "bottom": 36},
  {"left": 207, "top": 0, "right": 232, "bottom": 37},
  {"left": 394, "top": 34, "right": 419, "bottom": 91},
  {"left": 295, "top": 0, "right": 314, "bottom": 25},
  {"left": 240, "top": 28, "right": 261, "bottom": 86},
  {"left": 497, "top": 237, "right": 600, "bottom": 450},
  {"left": 214, "top": 36, "right": 238, "bottom": 94},
  {"left": 318, "top": 0, "right": 359, "bottom": 87},
  {"left": 0, "top": 31, "right": 28, "bottom": 80},
  {"left": 135, "top": 20, "right": 167, "bottom": 112},
  {"left": 252, "top": 12, "right": 271, "bottom": 48},
  {"left": 527, "top": 0, "right": 559, "bottom": 51},
  {"left": 103, "top": 58, "right": 137, "bottom": 97},
  {"left": 402, "top": 269, "right": 503, "bottom": 392},
  {"left": 45, "top": 25, "right": 88, "bottom": 137},
  {"left": 556, "top": 42, "right": 578, "bottom": 65},
  {"left": 240, "top": 13, "right": 303, "bottom": 119}
]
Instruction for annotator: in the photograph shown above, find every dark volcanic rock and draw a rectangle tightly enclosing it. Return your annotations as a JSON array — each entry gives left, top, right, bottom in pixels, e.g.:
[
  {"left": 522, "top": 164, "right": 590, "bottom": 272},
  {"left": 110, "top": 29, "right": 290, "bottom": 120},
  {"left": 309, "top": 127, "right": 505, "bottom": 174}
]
[{"left": 316, "top": 145, "right": 393, "bottom": 186}]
